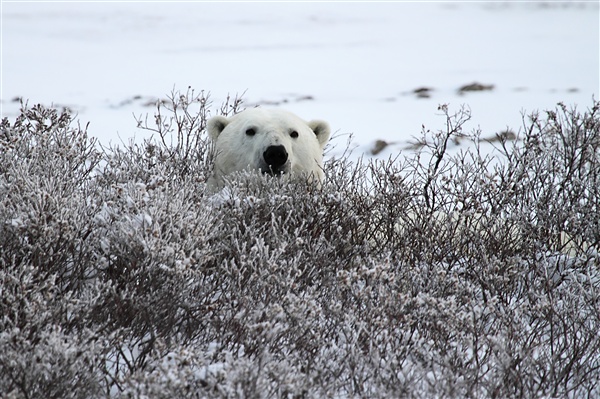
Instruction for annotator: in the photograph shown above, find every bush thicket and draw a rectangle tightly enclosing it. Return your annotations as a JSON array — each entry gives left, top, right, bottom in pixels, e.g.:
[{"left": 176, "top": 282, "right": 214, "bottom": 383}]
[{"left": 1, "top": 91, "right": 599, "bottom": 398}]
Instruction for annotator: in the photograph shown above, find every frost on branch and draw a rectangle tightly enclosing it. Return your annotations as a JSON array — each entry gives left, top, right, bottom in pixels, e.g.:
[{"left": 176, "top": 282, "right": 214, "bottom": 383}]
[{"left": 1, "top": 95, "right": 599, "bottom": 398}]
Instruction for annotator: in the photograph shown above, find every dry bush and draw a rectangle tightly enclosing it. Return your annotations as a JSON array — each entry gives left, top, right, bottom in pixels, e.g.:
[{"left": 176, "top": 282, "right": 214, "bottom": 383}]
[{"left": 1, "top": 93, "right": 598, "bottom": 398}]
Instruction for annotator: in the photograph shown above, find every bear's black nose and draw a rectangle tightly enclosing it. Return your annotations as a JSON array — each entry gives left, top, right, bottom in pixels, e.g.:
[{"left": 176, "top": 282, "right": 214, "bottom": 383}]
[{"left": 263, "top": 145, "right": 288, "bottom": 168}]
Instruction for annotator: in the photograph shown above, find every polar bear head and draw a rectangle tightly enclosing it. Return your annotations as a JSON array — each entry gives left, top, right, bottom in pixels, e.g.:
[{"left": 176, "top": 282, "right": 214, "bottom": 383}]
[{"left": 206, "top": 108, "right": 331, "bottom": 189}]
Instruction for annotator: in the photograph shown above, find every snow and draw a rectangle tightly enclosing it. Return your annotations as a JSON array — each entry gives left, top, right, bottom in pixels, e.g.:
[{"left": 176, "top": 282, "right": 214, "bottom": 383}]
[{"left": 1, "top": 1, "right": 598, "bottom": 159}]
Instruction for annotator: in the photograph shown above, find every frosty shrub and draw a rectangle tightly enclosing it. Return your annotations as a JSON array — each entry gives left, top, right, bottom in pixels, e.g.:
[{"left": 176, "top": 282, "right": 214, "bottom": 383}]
[{"left": 1, "top": 93, "right": 598, "bottom": 398}]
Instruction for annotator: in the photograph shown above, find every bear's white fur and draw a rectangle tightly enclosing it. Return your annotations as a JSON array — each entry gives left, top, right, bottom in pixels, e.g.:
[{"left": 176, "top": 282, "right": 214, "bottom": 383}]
[{"left": 206, "top": 108, "right": 331, "bottom": 189}]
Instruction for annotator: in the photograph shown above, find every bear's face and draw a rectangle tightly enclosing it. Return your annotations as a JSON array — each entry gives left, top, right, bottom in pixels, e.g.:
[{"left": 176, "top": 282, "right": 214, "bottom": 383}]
[{"left": 207, "top": 108, "right": 331, "bottom": 188}]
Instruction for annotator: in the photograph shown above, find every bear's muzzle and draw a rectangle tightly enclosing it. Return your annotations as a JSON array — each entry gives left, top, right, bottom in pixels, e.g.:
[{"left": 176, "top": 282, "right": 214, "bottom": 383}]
[{"left": 262, "top": 145, "right": 289, "bottom": 176}]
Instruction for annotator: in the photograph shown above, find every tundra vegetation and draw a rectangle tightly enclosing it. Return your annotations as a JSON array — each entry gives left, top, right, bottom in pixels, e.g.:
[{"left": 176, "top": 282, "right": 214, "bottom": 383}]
[{"left": 1, "top": 90, "right": 599, "bottom": 398}]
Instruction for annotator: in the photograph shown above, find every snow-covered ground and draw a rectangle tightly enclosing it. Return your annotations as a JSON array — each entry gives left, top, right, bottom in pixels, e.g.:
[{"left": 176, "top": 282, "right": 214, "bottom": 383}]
[{"left": 2, "top": 1, "right": 598, "bottom": 159}]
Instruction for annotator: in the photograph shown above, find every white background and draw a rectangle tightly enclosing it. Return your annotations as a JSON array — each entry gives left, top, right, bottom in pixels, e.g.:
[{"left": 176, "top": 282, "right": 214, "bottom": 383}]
[{"left": 2, "top": 1, "right": 598, "bottom": 158}]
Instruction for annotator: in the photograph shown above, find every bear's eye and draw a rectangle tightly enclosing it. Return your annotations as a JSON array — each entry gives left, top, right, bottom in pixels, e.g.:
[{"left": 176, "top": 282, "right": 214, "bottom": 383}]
[
  {"left": 245, "top": 128, "right": 256, "bottom": 136},
  {"left": 290, "top": 130, "right": 299, "bottom": 138}
]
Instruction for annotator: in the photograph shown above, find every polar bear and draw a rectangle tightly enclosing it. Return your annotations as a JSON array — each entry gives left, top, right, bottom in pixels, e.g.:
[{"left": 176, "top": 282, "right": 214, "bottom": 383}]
[{"left": 206, "top": 108, "right": 331, "bottom": 189}]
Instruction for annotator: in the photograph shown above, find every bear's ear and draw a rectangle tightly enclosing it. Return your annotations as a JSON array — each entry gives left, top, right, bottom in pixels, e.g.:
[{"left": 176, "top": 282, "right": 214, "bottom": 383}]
[
  {"left": 207, "top": 115, "right": 229, "bottom": 141},
  {"left": 308, "top": 120, "right": 331, "bottom": 148}
]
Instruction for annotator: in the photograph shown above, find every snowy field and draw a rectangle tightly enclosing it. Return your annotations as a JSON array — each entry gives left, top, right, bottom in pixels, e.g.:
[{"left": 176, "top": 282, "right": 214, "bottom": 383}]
[
  {"left": 1, "top": 1, "right": 599, "bottom": 159},
  {"left": 2, "top": 3, "right": 600, "bottom": 396}
]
